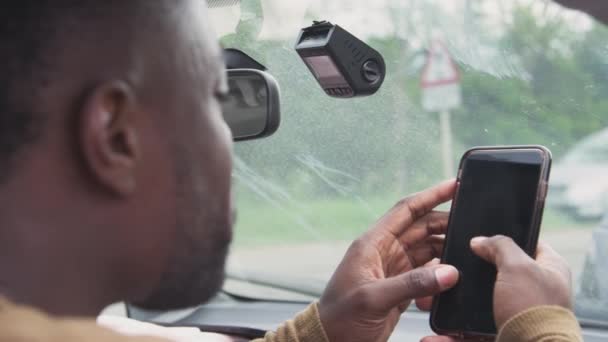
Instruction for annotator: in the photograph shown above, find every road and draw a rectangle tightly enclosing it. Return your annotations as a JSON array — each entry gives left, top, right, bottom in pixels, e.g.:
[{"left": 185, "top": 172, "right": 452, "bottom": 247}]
[
  {"left": 102, "top": 227, "right": 593, "bottom": 316},
  {"left": 228, "top": 227, "right": 594, "bottom": 284}
]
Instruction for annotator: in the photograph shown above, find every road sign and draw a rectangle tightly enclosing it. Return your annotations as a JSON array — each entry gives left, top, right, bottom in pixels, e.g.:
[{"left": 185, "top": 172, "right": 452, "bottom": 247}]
[
  {"left": 420, "top": 40, "right": 461, "bottom": 178},
  {"left": 421, "top": 40, "right": 461, "bottom": 112}
]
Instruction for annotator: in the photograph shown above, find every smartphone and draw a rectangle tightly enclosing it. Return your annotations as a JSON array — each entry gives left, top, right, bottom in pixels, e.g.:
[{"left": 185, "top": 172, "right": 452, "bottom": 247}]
[{"left": 430, "top": 146, "right": 552, "bottom": 339}]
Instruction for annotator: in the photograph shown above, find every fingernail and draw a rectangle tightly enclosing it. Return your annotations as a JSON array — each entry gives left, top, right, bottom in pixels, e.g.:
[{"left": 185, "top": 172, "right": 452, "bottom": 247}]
[
  {"left": 435, "top": 265, "right": 458, "bottom": 290},
  {"left": 471, "top": 236, "right": 488, "bottom": 246}
]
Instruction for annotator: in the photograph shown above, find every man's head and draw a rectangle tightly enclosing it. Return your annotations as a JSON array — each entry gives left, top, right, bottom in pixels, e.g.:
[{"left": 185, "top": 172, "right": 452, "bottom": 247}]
[{"left": 0, "top": 0, "right": 233, "bottom": 315}]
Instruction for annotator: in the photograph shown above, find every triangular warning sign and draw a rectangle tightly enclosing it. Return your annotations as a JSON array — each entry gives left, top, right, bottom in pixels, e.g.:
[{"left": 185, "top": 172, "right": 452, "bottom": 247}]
[{"left": 421, "top": 40, "right": 460, "bottom": 88}]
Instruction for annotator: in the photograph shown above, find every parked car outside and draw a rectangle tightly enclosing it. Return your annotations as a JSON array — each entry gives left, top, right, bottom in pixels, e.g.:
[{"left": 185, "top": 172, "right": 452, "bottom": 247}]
[{"left": 549, "top": 127, "right": 608, "bottom": 221}]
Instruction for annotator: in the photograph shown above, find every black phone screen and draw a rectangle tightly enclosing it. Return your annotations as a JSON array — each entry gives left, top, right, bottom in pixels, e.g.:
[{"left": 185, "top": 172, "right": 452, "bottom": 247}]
[{"left": 432, "top": 150, "right": 544, "bottom": 335}]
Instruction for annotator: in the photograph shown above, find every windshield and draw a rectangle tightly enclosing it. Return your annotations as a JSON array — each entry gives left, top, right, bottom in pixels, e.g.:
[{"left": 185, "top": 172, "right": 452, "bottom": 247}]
[{"left": 212, "top": 0, "right": 608, "bottom": 324}]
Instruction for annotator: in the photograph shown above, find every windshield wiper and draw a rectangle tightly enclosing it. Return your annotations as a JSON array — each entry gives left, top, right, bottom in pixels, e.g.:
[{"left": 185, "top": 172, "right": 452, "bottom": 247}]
[
  {"left": 578, "top": 318, "right": 608, "bottom": 330},
  {"left": 226, "top": 270, "right": 326, "bottom": 298}
]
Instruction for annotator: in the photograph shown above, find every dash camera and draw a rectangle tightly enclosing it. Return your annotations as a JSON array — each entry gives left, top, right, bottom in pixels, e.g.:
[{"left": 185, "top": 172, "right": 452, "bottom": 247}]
[{"left": 295, "top": 21, "right": 386, "bottom": 98}]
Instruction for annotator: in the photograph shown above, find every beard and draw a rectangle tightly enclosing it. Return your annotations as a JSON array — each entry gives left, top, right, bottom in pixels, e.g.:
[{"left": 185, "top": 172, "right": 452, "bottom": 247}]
[
  {"left": 132, "top": 157, "right": 233, "bottom": 310},
  {"left": 131, "top": 223, "right": 230, "bottom": 311}
]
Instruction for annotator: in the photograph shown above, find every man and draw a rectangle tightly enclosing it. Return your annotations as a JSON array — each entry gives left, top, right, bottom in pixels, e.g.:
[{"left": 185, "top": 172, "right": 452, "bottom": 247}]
[{"left": 0, "top": 1, "right": 583, "bottom": 341}]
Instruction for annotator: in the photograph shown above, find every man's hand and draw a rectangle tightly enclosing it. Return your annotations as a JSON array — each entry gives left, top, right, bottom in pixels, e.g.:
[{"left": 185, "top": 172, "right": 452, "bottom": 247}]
[
  {"left": 318, "top": 180, "right": 460, "bottom": 342},
  {"left": 420, "top": 236, "right": 572, "bottom": 342}
]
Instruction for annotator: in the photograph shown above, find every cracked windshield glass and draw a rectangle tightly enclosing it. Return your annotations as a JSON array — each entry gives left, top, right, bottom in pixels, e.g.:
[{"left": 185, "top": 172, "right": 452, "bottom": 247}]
[{"left": 211, "top": 0, "right": 608, "bottom": 323}]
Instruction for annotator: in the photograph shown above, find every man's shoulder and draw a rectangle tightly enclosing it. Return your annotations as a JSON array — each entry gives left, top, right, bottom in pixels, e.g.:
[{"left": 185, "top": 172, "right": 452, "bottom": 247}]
[{"left": 0, "top": 296, "right": 167, "bottom": 342}]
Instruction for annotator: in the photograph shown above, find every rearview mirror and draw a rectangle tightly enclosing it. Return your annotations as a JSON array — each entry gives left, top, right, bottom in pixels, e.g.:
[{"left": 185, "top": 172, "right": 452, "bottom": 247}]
[{"left": 223, "top": 69, "right": 281, "bottom": 141}]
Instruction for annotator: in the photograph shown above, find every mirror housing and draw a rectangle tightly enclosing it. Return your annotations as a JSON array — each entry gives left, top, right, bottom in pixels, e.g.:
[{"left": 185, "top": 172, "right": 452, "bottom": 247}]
[{"left": 223, "top": 68, "right": 281, "bottom": 141}]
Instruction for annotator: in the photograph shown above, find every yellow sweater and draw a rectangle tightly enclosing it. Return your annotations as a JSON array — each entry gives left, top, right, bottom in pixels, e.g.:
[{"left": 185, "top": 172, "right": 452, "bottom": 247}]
[{"left": 0, "top": 297, "right": 583, "bottom": 341}]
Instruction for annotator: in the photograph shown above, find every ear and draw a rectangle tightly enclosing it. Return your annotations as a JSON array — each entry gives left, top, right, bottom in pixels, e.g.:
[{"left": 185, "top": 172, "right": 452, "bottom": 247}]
[{"left": 79, "top": 81, "right": 141, "bottom": 196}]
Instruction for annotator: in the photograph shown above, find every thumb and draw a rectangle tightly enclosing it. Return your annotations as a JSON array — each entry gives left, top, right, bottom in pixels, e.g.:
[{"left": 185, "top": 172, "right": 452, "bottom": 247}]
[
  {"left": 470, "top": 235, "right": 530, "bottom": 268},
  {"left": 368, "top": 265, "right": 459, "bottom": 312}
]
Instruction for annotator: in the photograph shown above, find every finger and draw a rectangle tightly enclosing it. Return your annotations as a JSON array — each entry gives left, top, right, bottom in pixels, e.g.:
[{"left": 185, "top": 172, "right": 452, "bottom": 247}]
[
  {"left": 421, "top": 337, "right": 478, "bottom": 342},
  {"left": 470, "top": 235, "right": 531, "bottom": 269},
  {"left": 414, "top": 259, "right": 441, "bottom": 311},
  {"left": 536, "top": 241, "right": 565, "bottom": 264},
  {"left": 399, "top": 211, "right": 449, "bottom": 247},
  {"left": 389, "top": 236, "right": 444, "bottom": 275},
  {"left": 536, "top": 241, "right": 571, "bottom": 281},
  {"left": 408, "top": 235, "right": 445, "bottom": 267},
  {"left": 420, "top": 336, "right": 460, "bottom": 342},
  {"left": 375, "top": 180, "right": 456, "bottom": 236},
  {"left": 426, "top": 258, "right": 441, "bottom": 266},
  {"left": 366, "top": 264, "right": 459, "bottom": 312},
  {"left": 415, "top": 295, "right": 434, "bottom": 312}
]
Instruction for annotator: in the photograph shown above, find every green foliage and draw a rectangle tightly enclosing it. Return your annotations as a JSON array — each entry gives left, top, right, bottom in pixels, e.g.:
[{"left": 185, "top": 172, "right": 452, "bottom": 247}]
[{"left": 453, "top": 7, "right": 607, "bottom": 157}]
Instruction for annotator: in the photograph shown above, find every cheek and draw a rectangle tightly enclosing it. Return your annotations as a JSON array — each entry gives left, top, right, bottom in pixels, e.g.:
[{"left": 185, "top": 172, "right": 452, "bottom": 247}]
[
  {"left": 205, "top": 113, "right": 234, "bottom": 217},
  {"left": 201, "top": 98, "right": 233, "bottom": 189},
  {"left": 118, "top": 122, "right": 179, "bottom": 296},
  {"left": 213, "top": 120, "right": 233, "bottom": 191},
  {"left": 136, "top": 128, "right": 179, "bottom": 268},
  {"left": 190, "top": 104, "right": 234, "bottom": 234}
]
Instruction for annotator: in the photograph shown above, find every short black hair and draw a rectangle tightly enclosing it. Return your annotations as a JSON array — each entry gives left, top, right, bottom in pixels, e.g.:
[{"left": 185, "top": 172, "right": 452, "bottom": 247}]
[
  {"left": 0, "top": 1, "right": 168, "bottom": 179},
  {"left": 0, "top": 2, "right": 55, "bottom": 171}
]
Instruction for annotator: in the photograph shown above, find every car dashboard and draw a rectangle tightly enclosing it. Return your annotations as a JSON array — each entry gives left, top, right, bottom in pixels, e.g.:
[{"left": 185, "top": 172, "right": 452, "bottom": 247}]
[{"left": 127, "top": 291, "right": 608, "bottom": 341}]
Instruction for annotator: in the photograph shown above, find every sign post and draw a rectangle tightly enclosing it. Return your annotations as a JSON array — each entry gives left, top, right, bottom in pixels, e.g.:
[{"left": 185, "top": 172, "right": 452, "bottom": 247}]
[
  {"left": 439, "top": 109, "right": 453, "bottom": 179},
  {"left": 420, "top": 40, "right": 461, "bottom": 179}
]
